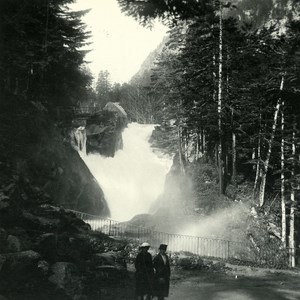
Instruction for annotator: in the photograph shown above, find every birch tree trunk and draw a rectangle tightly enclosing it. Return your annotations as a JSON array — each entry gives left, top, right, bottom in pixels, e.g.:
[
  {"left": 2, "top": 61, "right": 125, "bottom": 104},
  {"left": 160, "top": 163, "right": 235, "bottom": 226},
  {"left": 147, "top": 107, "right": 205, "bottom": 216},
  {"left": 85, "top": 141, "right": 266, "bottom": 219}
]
[
  {"left": 259, "top": 75, "right": 284, "bottom": 207},
  {"left": 289, "top": 117, "right": 296, "bottom": 267},
  {"left": 217, "top": 3, "right": 224, "bottom": 195},
  {"left": 232, "top": 131, "right": 237, "bottom": 188},
  {"left": 202, "top": 130, "right": 206, "bottom": 156},
  {"left": 281, "top": 104, "right": 286, "bottom": 247},
  {"left": 253, "top": 125, "right": 261, "bottom": 199}
]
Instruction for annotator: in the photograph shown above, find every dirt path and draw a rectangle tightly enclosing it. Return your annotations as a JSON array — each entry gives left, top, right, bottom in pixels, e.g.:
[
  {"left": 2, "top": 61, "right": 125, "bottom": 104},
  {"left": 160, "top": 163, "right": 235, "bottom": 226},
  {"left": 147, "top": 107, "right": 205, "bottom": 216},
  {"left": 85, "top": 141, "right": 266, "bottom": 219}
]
[
  {"left": 101, "top": 264, "right": 300, "bottom": 300},
  {"left": 169, "top": 267, "right": 300, "bottom": 300}
]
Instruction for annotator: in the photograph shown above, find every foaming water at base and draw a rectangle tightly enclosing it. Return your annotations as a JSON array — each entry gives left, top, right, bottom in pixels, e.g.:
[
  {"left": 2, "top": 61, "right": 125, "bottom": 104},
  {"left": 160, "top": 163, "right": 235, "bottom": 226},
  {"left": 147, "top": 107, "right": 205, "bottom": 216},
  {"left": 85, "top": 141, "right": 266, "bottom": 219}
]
[{"left": 81, "top": 123, "right": 172, "bottom": 221}]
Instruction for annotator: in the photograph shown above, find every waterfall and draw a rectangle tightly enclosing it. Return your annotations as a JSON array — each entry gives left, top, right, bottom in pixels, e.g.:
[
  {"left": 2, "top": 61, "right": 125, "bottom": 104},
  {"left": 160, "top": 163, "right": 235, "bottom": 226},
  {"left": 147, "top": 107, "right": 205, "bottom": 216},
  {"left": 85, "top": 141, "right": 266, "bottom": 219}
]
[
  {"left": 74, "top": 126, "right": 87, "bottom": 155},
  {"left": 80, "top": 123, "right": 172, "bottom": 221}
]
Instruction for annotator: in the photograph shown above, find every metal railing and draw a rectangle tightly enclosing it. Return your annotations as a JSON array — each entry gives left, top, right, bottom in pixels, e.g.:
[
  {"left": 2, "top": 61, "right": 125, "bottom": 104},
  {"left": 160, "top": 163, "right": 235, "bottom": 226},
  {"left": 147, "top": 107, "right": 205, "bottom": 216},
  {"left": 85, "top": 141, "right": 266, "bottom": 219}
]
[{"left": 70, "top": 210, "right": 291, "bottom": 268}]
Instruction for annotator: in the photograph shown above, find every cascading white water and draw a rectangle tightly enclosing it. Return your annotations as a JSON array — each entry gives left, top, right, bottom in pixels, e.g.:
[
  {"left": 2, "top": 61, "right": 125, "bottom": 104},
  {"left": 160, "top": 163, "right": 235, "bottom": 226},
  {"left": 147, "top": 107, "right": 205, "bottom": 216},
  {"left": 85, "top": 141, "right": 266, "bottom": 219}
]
[{"left": 80, "top": 123, "right": 172, "bottom": 221}]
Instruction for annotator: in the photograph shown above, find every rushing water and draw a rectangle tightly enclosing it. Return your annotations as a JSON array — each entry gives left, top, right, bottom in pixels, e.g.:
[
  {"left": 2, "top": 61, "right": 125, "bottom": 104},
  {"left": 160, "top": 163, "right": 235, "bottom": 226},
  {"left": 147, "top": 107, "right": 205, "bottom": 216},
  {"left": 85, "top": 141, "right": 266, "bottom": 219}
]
[{"left": 80, "top": 123, "right": 172, "bottom": 221}]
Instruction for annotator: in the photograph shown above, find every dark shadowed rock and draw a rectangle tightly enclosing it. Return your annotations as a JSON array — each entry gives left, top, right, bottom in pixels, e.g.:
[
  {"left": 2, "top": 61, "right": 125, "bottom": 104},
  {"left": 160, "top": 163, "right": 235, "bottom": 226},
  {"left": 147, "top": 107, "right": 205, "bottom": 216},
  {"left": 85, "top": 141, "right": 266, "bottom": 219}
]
[
  {"left": 93, "top": 252, "right": 116, "bottom": 266},
  {"left": 0, "top": 228, "right": 7, "bottom": 252},
  {"left": 48, "top": 262, "right": 83, "bottom": 297},
  {"left": 0, "top": 255, "right": 6, "bottom": 272},
  {"left": 37, "top": 260, "right": 50, "bottom": 276},
  {"left": 85, "top": 102, "right": 128, "bottom": 157},
  {"left": 2, "top": 250, "right": 41, "bottom": 278},
  {"left": 27, "top": 143, "right": 109, "bottom": 216},
  {"left": 90, "top": 250, "right": 128, "bottom": 287},
  {"left": 6, "top": 235, "right": 21, "bottom": 253},
  {"left": 0, "top": 193, "right": 9, "bottom": 210},
  {"left": 22, "top": 210, "right": 60, "bottom": 230},
  {"left": 34, "top": 233, "right": 57, "bottom": 262}
]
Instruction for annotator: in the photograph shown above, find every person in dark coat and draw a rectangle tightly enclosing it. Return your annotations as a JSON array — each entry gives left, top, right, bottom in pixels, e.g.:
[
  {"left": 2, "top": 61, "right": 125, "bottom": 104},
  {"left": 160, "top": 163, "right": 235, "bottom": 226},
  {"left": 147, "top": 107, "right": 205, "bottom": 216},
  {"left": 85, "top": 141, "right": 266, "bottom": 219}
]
[
  {"left": 153, "top": 244, "right": 171, "bottom": 300},
  {"left": 135, "top": 242, "right": 154, "bottom": 300}
]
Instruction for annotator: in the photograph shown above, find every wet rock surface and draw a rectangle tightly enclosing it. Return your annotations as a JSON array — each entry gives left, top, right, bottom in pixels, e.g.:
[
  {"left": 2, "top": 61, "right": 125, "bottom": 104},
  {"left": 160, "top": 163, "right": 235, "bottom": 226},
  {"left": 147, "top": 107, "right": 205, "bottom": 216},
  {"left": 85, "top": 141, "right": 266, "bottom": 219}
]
[{"left": 85, "top": 102, "right": 128, "bottom": 157}]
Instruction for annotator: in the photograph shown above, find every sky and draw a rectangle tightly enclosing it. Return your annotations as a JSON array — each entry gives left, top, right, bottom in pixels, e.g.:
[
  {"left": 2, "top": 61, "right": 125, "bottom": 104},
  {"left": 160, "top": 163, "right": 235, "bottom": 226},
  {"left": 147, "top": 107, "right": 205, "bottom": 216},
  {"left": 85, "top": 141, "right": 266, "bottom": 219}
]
[{"left": 69, "top": 0, "right": 167, "bottom": 84}]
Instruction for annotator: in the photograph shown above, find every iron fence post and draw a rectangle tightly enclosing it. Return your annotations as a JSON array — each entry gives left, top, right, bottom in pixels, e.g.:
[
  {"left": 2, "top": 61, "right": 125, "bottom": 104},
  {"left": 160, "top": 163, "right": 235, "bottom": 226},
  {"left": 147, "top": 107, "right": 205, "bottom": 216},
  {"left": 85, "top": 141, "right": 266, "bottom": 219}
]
[
  {"left": 227, "top": 240, "right": 230, "bottom": 259},
  {"left": 108, "top": 220, "right": 112, "bottom": 236}
]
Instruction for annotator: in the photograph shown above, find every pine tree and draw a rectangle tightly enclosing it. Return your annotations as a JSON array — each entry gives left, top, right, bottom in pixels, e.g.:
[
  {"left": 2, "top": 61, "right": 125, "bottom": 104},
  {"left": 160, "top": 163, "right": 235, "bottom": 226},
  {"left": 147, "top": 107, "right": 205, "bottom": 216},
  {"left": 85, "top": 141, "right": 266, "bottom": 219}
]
[
  {"left": 95, "top": 70, "right": 112, "bottom": 108},
  {"left": 0, "top": 0, "right": 92, "bottom": 108}
]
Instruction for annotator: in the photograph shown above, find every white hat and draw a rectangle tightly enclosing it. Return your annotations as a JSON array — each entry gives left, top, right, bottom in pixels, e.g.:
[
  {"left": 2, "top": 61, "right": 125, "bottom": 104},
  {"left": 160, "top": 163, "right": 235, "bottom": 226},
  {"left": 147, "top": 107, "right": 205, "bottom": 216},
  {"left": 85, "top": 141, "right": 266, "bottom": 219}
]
[{"left": 140, "top": 242, "right": 150, "bottom": 247}]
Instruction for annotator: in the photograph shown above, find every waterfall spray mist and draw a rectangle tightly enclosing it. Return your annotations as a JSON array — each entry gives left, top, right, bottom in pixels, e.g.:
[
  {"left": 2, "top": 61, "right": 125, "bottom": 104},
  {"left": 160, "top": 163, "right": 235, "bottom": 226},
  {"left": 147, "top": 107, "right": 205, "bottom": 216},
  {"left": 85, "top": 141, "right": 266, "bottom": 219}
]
[
  {"left": 81, "top": 123, "right": 172, "bottom": 221},
  {"left": 178, "top": 202, "right": 250, "bottom": 241}
]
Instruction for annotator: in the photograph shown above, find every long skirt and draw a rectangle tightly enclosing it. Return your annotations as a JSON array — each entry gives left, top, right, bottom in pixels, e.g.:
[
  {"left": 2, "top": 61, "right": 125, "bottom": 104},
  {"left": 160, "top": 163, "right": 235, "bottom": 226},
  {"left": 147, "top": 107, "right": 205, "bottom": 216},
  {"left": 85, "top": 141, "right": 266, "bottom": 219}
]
[
  {"left": 153, "top": 277, "right": 170, "bottom": 298},
  {"left": 135, "top": 274, "right": 153, "bottom": 297}
]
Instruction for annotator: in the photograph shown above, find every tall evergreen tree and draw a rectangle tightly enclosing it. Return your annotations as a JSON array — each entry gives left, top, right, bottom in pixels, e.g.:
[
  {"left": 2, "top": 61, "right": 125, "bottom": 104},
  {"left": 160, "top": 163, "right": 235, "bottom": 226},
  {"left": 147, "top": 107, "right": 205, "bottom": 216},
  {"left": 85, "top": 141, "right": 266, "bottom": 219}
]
[
  {"left": 95, "top": 70, "right": 112, "bottom": 108},
  {"left": 0, "top": 0, "right": 92, "bottom": 108}
]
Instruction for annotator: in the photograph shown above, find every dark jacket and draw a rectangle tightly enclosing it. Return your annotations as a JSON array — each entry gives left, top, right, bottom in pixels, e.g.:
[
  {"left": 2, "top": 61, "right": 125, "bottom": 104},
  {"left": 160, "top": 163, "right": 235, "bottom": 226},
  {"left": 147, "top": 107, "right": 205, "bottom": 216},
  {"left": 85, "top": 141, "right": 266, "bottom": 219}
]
[
  {"left": 153, "top": 253, "right": 171, "bottom": 297},
  {"left": 135, "top": 251, "right": 154, "bottom": 296}
]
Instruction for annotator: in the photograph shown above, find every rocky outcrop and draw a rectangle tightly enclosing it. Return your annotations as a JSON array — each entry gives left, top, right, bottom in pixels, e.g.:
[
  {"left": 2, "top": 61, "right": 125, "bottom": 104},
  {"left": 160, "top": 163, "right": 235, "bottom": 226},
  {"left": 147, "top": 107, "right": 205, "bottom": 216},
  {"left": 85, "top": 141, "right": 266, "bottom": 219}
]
[
  {"left": 28, "top": 140, "right": 109, "bottom": 216},
  {"left": 85, "top": 102, "right": 128, "bottom": 157},
  {"left": 0, "top": 97, "right": 130, "bottom": 299},
  {"left": 0, "top": 97, "right": 109, "bottom": 217},
  {"left": 0, "top": 198, "right": 130, "bottom": 300}
]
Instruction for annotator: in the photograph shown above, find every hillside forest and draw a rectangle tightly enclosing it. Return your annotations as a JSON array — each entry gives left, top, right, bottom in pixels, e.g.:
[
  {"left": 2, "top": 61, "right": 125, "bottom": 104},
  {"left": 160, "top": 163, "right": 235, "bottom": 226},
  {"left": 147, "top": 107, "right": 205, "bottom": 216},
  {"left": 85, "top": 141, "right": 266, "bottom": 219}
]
[
  {"left": 0, "top": 0, "right": 300, "bottom": 272},
  {"left": 112, "top": 0, "right": 300, "bottom": 267}
]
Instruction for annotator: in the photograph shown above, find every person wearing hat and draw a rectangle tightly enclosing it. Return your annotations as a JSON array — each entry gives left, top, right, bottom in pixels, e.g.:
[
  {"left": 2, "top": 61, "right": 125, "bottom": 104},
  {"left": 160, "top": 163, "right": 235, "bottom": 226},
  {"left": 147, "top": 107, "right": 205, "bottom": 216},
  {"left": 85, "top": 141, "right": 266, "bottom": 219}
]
[
  {"left": 153, "top": 244, "right": 170, "bottom": 300},
  {"left": 134, "top": 242, "right": 154, "bottom": 300}
]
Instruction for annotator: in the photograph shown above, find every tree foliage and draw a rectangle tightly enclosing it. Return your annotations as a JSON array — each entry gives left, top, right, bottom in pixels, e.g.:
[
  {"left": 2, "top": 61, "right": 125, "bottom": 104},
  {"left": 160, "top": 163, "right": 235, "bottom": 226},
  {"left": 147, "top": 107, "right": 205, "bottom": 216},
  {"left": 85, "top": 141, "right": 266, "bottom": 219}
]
[
  {"left": 117, "top": 0, "right": 300, "bottom": 255},
  {"left": 95, "top": 70, "right": 112, "bottom": 108},
  {"left": 0, "top": 0, "right": 92, "bottom": 108}
]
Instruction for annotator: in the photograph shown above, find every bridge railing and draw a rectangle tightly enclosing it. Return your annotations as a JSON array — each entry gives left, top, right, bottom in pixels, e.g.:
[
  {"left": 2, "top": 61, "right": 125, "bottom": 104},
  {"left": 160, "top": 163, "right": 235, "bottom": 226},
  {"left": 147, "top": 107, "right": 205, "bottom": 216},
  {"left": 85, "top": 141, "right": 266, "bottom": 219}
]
[
  {"left": 70, "top": 210, "right": 291, "bottom": 268},
  {"left": 72, "top": 106, "right": 101, "bottom": 115},
  {"left": 54, "top": 106, "right": 101, "bottom": 119}
]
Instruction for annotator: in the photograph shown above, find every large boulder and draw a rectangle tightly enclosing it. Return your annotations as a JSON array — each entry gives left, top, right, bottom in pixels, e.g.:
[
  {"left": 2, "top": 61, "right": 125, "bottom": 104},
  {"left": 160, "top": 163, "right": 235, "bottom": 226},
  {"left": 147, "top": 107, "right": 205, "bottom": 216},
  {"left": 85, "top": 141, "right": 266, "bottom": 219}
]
[
  {"left": 1, "top": 250, "right": 41, "bottom": 280},
  {"left": 85, "top": 102, "right": 128, "bottom": 157},
  {"left": 48, "top": 262, "right": 83, "bottom": 298}
]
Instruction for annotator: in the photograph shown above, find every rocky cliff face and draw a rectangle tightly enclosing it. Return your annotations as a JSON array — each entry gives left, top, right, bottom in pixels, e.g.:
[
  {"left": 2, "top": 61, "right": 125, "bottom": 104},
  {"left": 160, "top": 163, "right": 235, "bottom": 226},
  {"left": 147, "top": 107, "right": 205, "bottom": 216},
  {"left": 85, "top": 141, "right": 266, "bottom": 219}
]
[
  {"left": 28, "top": 135, "right": 109, "bottom": 217},
  {"left": 0, "top": 96, "right": 130, "bottom": 300},
  {"left": 85, "top": 102, "right": 128, "bottom": 157},
  {"left": 0, "top": 98, "right": 109, "bottom": 217}
]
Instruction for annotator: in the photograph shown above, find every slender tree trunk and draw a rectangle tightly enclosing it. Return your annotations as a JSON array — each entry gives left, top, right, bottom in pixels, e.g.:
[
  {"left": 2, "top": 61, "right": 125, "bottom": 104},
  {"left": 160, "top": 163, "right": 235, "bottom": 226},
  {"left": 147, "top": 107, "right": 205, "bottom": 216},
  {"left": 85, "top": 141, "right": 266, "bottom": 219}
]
[
  {"left": 281, "top": 104, "right": 286, "bottom": 247},
  {"left": 289, "top": 117, "right": 296, "bottom": 267},
  {"left": 185, "top": 131, "right": 189, "bottom": 161},
  {"left": 197, "top": 131, "right": 203, "bottom": 159},
  {"left": 232, "top": 131, "right": 237, "bottom": 188},
  {"left": 200, "top": 130, "right": 204, "bottom": 155},
  {"left": 230, "top": 105, "right": 237, "bottom": 187},
  {"left": 178, "top": 125, "right": 185, "bottom": 175},
  {"left": 252, "top": 148, "right": 256, "bottom": 171},
  {"left": 217, "top": 3, "right": 224, "bottom": 195},
  {"left": 259, "top": 75, "right": 284, "bottom": 207},
  {"left": 41, "top": 0, "right": 50, "bottom": 82},
  {"left": 203, "top": 130, "right": 206, "bottom": 156},
  {"left": 253, "top": 117, "right": 262, "bottom": 199}
]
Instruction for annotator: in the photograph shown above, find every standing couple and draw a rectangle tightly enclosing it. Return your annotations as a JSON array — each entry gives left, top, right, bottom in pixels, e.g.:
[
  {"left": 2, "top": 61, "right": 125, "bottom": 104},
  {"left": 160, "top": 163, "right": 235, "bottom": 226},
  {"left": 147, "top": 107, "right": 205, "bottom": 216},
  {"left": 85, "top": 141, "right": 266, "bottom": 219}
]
[{"left": 135, "top": 243, "right": 170, "bottom": 300}]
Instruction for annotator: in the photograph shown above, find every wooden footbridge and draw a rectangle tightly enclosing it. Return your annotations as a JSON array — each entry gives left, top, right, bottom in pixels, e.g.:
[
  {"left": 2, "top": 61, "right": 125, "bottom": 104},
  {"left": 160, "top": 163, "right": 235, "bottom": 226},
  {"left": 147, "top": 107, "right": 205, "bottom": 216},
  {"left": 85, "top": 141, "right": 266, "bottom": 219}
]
[{"left": 55, "top": 105, "right": 102, "bottom": 121}]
